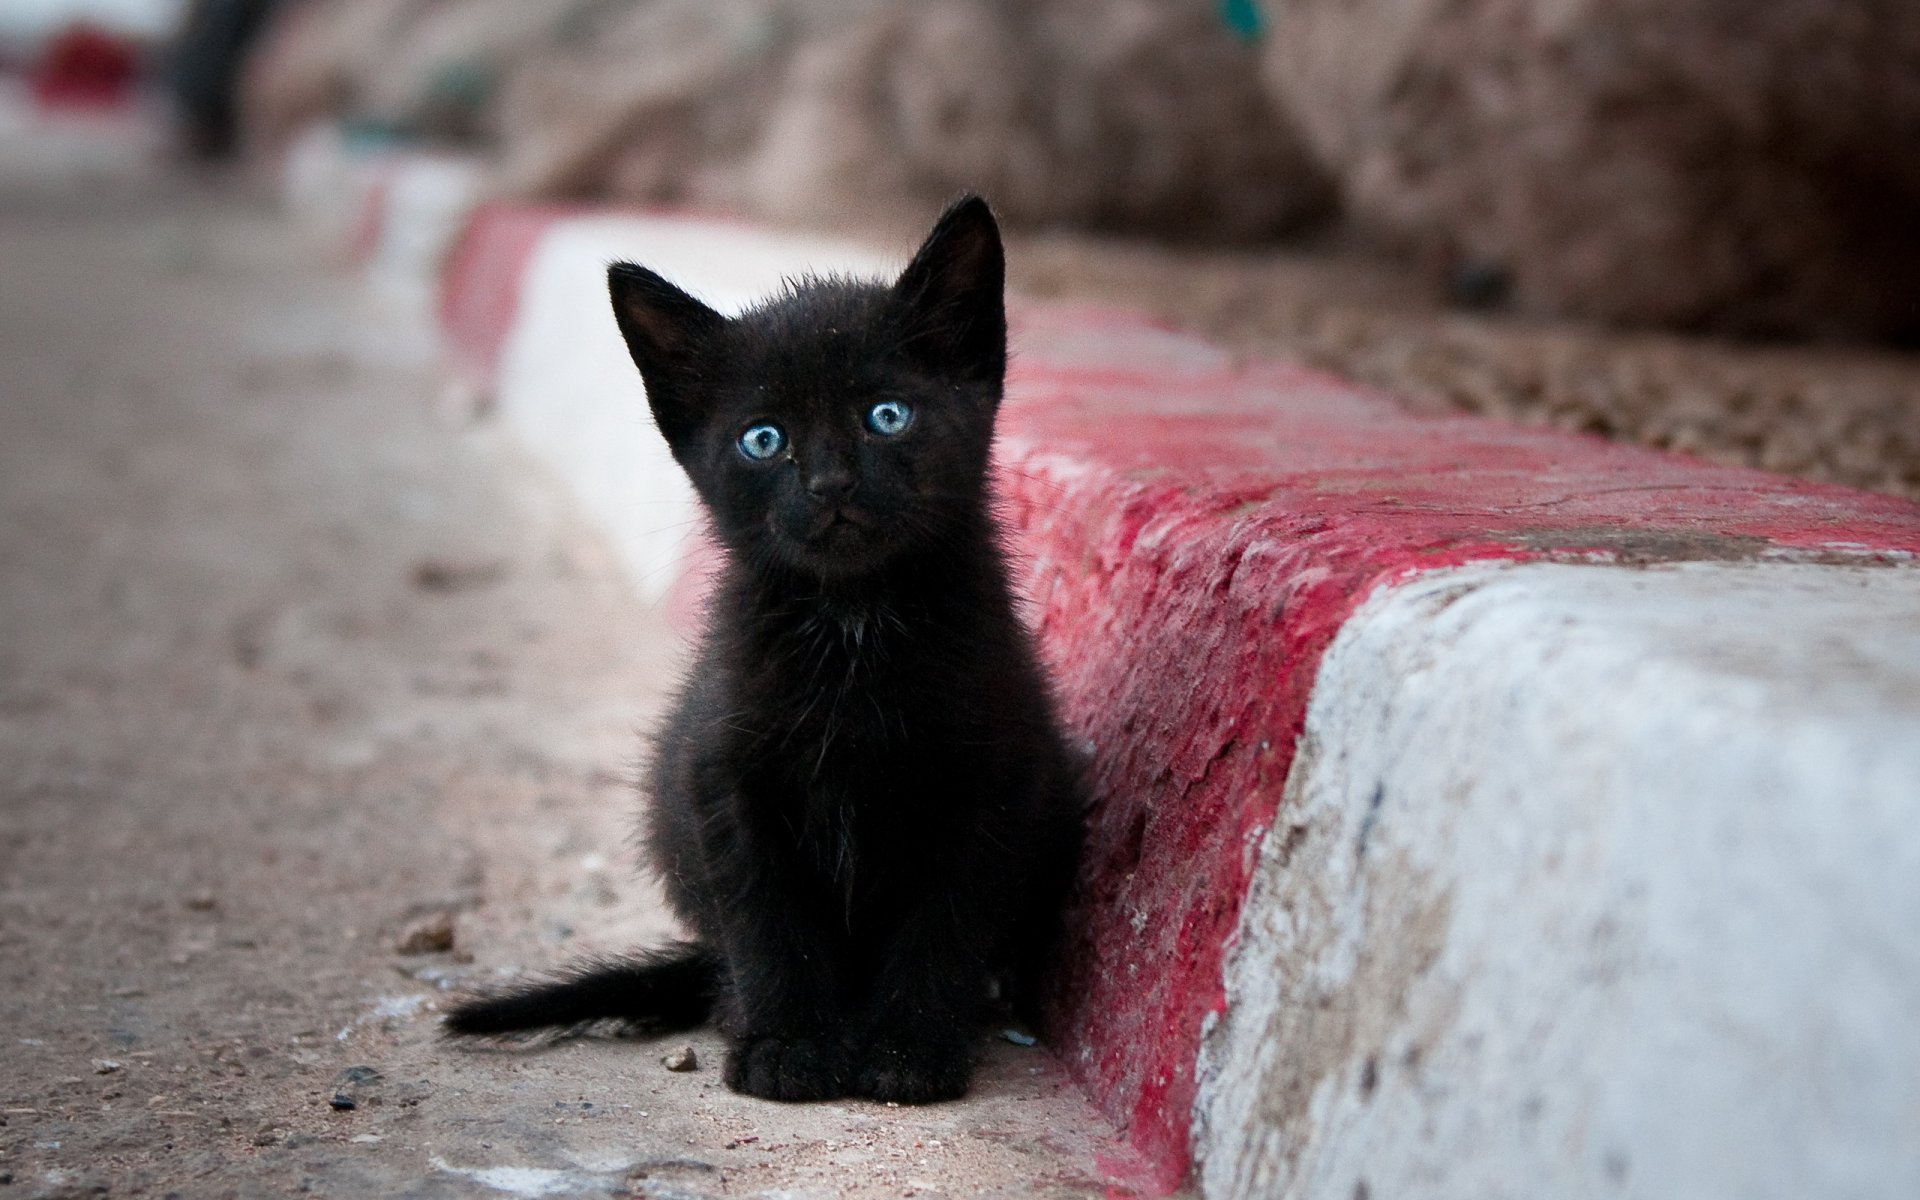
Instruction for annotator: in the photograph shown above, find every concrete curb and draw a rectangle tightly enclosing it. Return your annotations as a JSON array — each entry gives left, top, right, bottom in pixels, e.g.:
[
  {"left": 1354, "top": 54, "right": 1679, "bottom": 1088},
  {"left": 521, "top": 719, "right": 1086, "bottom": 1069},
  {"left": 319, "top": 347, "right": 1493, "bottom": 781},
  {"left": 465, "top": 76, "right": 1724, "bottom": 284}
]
[
  {"left": 299, "top": 134, "right": 1920, "bottom": 1196},
  {"left": 1194, "top": 560, "right": 1920, "bottom": 1199}
]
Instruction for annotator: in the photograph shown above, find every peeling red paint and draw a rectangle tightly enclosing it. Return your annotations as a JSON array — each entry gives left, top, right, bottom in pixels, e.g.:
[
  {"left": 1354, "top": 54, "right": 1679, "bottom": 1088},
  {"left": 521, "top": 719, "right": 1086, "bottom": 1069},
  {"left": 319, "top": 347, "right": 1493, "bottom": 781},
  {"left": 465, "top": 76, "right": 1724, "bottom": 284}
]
[
  {"left": 436, "top": 203, "right": 589, "bottom": 386},
  {"left": 995, "top": 306, "right": 1920, "bottom": 1187}
]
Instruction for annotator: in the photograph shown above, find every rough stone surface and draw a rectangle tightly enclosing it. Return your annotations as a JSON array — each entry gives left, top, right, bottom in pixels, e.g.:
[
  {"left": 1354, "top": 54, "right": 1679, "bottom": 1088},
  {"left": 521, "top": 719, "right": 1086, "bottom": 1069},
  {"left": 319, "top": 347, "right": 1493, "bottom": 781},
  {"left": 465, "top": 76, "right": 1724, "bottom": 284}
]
[
  {"left": 1195, "top": 562, "right": 1920, "bottom": 1198},
  {"left": 0, "top": 110, "right": 1162, "bottom": 1199},
  {"left": 487, "top": 0, "right": 855, "bottom": 206},
  {"left": 745, "top": 0, "right": 1329, "bottom": 240},
  {"left": 265, "top": 0, "right": 1328, "bottom": 243},
  {"left": 1257, "top": 0, "right": 1920, "bottom": 339},
  {"left": 240, "top": 0, "right": 583, "bottom": 151}
]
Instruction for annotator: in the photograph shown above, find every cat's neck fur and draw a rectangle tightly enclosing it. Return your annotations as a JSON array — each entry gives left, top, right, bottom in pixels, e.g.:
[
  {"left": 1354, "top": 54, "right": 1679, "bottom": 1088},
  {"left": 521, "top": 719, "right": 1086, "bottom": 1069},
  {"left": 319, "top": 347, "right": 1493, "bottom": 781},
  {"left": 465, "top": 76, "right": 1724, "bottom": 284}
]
[{"left": 722, "top": 504, "right": 1009, "bottom": 639}]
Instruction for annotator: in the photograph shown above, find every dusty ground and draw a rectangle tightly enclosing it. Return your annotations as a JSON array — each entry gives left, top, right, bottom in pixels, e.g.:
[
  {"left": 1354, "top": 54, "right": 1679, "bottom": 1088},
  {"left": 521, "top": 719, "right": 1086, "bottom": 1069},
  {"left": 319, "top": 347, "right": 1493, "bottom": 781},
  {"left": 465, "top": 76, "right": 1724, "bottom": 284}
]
[
  {"left": 1008, "top": 231, "right": 1920, "bottom": 502},
  {"left": 0, "top": 113, "right": 1157, "bottom": 1199}
]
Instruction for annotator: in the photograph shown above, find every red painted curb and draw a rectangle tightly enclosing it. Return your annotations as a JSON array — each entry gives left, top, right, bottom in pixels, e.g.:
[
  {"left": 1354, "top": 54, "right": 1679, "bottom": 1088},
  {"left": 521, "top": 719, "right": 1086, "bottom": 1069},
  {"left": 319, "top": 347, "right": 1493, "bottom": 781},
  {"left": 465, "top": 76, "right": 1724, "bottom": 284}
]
[
  {"left": 435, "top": 202, "right": 765, "bottom": 389},
  {"left": 991, "top": 307, "right": 1920, "bottom": 1184},
  {"left": 436, "top": 203, "right": 589, "bottom": 387},
  {"left": 433, "top": 208, "right": 1920, "bottom": 1190}
]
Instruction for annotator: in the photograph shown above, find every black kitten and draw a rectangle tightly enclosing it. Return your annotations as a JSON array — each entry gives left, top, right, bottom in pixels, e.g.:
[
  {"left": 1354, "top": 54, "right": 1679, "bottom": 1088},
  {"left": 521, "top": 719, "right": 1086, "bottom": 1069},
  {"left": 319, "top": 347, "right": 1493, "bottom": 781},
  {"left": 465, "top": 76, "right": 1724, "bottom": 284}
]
[{"left": 445, "top": 196, "right": 1084, "bottom": 1106}]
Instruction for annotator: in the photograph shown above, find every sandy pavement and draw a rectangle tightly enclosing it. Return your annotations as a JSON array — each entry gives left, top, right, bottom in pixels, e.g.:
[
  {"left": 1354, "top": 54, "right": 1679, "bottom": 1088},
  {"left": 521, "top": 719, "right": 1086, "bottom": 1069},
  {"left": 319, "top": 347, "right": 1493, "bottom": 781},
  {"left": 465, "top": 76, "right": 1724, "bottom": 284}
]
[{"left": 0, "top": 114, "right": 1151, "bottom": 1200}]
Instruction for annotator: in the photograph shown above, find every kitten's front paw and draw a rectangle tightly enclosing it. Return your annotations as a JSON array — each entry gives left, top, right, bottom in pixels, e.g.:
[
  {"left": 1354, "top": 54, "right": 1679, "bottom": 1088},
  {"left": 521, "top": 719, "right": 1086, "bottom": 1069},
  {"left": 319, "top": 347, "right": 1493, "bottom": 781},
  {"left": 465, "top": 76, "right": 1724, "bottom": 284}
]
[
  {"left": 854, "top": 1036, "right": 972, "bottom": 1105},
  {"left": 723, "top": 1034, "right": 851, "bottom": 1102}
]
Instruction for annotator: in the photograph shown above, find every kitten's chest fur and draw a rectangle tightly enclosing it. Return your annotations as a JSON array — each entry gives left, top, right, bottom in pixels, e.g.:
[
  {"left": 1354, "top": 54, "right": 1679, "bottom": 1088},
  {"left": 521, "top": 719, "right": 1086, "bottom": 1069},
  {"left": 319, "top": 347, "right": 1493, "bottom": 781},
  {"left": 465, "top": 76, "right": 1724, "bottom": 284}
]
[
  {"left": 750, "top": 599, "right": 920, "bottom": 765},
  {"left": 726, "top": 584, "right": 989, "bottom": 815},
  {"left": 691, "top": 559, "right": 1028, "bottom": 901}
]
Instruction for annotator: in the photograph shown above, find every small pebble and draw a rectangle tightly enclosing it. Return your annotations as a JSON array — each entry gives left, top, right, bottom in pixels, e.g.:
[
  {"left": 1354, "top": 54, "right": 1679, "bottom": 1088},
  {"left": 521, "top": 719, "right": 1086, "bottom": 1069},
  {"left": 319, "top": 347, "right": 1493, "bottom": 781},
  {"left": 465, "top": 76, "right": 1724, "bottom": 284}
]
[
  {"left": 661, "top": 1045, "right": 698, "bottom": 1072},
  {"left": 396, "top": 911, "right": 456, "bottom": 956},
  {"left": 92, "top": 1059, "right": 123, "bottom": 1075},
  {"left": 411, "top": 558, "right": 506, "bottom": 593},
  {"left": 328, "top": 1065, "right": 380, "bottom": 1113}
]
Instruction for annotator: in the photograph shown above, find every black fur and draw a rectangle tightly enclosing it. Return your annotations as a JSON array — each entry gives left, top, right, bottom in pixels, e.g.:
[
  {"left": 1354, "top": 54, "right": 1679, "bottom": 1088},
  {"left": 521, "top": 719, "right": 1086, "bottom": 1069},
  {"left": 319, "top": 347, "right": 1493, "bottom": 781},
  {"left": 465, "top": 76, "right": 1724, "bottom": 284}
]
[
  {"left": 445, "top": 196, "right": 1084, "bottom": 1105},
  {"left": 442, "top": 944, "right": 718, "bottom": 1036}
]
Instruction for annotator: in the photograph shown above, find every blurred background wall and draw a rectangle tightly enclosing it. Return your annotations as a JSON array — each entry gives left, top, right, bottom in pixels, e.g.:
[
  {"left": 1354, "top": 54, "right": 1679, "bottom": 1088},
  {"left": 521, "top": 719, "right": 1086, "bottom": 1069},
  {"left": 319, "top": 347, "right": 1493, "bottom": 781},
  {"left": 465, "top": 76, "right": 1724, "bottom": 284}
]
[
  {"left": 14, "top": 0, "right": 1917, "bottom": 343},
  {"left": 200, "top": 0, "right": 1920, "bottom": 344},
  {"left": 232, "top": 0, "right": 1331, "bottom": 245}
]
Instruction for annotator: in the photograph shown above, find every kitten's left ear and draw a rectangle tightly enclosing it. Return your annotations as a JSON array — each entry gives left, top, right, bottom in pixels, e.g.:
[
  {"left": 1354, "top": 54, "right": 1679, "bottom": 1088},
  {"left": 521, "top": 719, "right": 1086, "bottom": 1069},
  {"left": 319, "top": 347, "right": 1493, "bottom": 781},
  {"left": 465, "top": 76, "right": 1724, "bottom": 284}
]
[{"left": 892, "top": 194, "right": 1007, "bottom": 389}]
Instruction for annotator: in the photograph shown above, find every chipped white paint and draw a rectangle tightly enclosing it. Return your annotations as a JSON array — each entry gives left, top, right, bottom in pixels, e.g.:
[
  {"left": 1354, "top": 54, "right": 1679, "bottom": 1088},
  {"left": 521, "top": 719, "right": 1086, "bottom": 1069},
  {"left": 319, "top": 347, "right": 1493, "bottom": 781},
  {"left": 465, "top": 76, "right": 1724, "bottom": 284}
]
[
  {"left": 493, "top": 217, "right": 893, "bottom": 602},
  {"left": 1195, "top": 561, "right": 1920, "bottom": 1200}
]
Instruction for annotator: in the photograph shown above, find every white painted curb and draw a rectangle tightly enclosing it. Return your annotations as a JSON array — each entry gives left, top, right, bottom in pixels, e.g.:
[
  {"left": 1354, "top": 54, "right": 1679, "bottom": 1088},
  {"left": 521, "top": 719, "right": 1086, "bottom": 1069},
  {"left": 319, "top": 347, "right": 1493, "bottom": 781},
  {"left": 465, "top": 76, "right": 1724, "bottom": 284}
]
[{"left": 1197, "top": 561, "right": 1920, "bottom": 1199}]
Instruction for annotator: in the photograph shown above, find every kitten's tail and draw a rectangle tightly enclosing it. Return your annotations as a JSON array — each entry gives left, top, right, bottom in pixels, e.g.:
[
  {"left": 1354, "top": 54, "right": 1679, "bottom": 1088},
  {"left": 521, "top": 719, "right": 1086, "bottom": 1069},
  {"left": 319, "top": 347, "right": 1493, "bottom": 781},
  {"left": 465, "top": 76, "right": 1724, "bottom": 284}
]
[{"left": 442, "top": 941, "right": 720, "bottom": 1037}]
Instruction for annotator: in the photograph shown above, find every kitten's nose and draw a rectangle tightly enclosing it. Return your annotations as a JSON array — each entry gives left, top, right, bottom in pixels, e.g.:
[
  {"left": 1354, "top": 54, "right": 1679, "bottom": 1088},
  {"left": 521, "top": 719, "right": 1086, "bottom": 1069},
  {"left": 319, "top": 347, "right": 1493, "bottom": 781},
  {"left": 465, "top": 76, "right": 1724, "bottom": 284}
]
[{"left": 804, "top": 467, "right": 855, "bottom": 502}]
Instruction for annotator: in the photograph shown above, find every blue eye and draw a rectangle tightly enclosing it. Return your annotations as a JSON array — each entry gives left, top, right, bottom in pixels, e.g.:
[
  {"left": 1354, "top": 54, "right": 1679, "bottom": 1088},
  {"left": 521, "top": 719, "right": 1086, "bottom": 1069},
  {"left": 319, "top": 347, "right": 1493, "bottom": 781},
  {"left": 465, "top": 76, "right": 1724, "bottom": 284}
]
[
  {"left": 866, "top": 400, "right": 912, "bottom": 436},
  {"left": 738, "top": 423, "right": 785, "bottom": 460}
]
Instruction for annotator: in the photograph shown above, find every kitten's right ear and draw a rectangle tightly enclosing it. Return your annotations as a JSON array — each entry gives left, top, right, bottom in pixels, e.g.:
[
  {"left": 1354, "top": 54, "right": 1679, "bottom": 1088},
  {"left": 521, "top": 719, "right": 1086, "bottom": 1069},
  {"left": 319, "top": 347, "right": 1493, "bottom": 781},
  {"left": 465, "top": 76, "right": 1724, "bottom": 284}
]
[{"left": 607, "top": 263, "right": 725, "bottom": 451}]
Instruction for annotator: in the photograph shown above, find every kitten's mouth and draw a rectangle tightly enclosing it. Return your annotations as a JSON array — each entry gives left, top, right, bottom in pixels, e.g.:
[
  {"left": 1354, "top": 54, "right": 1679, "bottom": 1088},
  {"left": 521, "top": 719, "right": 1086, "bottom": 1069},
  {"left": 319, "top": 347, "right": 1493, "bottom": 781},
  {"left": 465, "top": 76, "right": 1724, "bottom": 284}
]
[
  {"left": 782, "top": 506, "right": 889, "bottom": 573},
  {"left": 806, "top": 507, "right": 870, "bottom": 541}
]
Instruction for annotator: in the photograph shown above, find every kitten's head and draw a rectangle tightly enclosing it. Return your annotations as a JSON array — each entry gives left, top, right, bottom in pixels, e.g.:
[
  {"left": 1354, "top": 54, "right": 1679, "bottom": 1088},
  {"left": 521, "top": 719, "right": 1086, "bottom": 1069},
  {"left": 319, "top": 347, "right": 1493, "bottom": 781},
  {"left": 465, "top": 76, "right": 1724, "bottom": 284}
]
[{"left": 609, "top": 195, "right": 1007, "bottom": 580}]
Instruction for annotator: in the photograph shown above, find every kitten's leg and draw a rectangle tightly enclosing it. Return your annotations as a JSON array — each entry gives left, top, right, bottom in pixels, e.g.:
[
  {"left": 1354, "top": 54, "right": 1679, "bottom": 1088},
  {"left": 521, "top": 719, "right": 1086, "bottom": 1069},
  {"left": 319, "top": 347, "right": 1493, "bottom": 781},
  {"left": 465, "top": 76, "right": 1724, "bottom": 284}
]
[
  {"left": 853, "top": 778, "right": 1079, "bottom": 1104},
  {"left": 700, "top": 796, "right": 854, "bottom": 1102},
  {"left": 852, "top": 896, "right": 991, "bottom": 1105},
  {"left": 716, "top": 910, "right": 855, "bottom": 1103}
]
